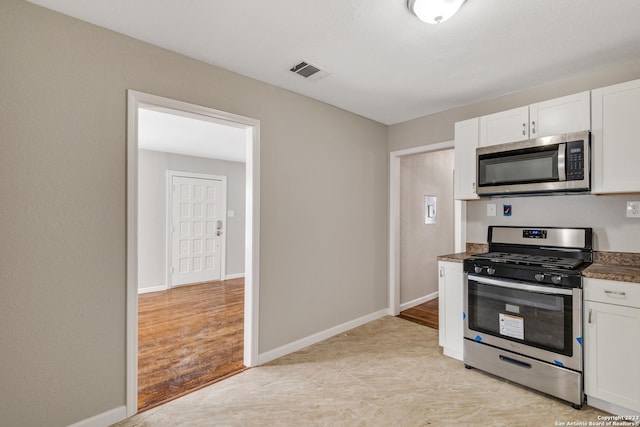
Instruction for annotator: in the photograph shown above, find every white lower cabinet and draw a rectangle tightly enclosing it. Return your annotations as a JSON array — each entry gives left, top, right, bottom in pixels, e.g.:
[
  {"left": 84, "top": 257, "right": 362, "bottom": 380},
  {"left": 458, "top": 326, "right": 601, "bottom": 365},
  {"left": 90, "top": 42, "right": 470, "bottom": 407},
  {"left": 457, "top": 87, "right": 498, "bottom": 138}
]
[
  {"left": 584, "top": 278, "right": 640, "bottom": 415},
  {"left": 438, "top": 260, "right": 464, "bottom": 361}
]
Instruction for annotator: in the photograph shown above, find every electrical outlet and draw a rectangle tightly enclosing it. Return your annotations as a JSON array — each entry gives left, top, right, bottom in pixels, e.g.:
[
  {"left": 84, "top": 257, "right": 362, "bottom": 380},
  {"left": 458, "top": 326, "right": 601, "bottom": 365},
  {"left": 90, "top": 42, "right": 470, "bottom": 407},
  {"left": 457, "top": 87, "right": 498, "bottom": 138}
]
[
  {"left": 627, "top": 201, "right": 640, "bottom": 218},
  {"left": 487, "top": 203, "right": 496, "bottom": 217}
]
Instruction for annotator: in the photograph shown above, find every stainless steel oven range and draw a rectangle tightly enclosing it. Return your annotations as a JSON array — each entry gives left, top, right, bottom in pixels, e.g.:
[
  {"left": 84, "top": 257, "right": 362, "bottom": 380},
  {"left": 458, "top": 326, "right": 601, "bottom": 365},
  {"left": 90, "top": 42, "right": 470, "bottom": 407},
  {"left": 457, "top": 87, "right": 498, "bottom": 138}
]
[{"left": 463, "top": 226, "right": 593, "bottom": 409}]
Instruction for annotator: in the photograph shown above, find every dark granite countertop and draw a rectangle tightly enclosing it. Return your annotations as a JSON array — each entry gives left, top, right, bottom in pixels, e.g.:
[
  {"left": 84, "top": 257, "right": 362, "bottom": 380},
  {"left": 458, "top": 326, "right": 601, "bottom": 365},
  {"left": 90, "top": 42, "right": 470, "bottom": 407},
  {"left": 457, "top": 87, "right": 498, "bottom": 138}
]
[
  {"left": 437, "top": 252, "right": 470, "bottom": 263},
  {"left": 584, "top": 251, "right": 640, "bottom": 284},
  {"left": 583, "top": 263, "right": 640, "bottom": 284},
  {"left": 437, "top": 243, "right": 488, "bottom": 263}
]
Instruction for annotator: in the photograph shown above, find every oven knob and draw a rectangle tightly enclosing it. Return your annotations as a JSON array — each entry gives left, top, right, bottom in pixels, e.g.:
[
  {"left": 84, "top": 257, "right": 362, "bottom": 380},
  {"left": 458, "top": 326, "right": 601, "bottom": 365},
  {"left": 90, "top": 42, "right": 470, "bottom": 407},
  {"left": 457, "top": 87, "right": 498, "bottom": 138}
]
[
  {"left": 486, "top": 267, "right": 496, "bottom": 275},
  {"left": 474, "top": 266, "right": 483, "bottom": 274},
  {"left": 551, "top": 275, "right": 562, "bottom": 285},
  {"left": 535, "top": 273, "right": 545, "bottom": 282}
]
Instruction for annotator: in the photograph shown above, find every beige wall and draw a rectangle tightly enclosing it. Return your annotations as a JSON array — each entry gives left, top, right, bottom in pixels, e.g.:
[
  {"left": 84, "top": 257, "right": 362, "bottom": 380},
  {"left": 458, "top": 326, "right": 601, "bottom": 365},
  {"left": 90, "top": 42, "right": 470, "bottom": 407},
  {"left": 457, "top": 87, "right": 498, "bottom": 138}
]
[
  {"left": 0, "top": 1, "right": 388, "bottom": 426},
  {"left": 400, "top": 150, "right": 454, "bottom": 304}
]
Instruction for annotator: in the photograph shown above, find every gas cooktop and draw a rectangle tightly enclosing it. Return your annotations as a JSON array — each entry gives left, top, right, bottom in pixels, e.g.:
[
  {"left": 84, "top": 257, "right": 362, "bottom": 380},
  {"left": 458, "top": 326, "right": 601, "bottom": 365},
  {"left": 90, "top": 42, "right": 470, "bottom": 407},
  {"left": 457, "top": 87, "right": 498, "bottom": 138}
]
[{"left": 469, "top": 252, "right": 585, "bottom": 270}]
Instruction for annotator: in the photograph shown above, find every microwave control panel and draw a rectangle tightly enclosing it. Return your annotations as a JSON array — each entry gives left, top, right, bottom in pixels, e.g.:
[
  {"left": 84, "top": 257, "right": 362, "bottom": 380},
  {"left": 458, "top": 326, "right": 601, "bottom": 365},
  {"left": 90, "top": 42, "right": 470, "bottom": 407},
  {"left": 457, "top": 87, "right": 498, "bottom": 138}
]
[{"left": 566, "top": 140, "right": 584, "bottom": 181}]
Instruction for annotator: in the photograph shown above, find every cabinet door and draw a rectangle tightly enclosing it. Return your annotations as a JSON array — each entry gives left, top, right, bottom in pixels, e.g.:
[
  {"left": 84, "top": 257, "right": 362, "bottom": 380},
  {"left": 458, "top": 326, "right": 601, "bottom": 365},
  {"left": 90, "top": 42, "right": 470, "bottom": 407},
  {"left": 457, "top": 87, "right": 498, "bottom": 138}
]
[
  {"left": 454, "top": 118, "right": 479, "bottom": 200},
  {"left": 438, "top": 261, "right": 464, "bottom": 360},
  {"left": 479, "top": 106, "right": 529, "bottom": 147},
  {"left": 584, "top": 300, "right": 640, "bottom": 411},
  {"left": 592, "top": 79, "right": 640, "bottom": 193},
  {"left": 529, "top": 91, "right": 590, "bottom": 138}
]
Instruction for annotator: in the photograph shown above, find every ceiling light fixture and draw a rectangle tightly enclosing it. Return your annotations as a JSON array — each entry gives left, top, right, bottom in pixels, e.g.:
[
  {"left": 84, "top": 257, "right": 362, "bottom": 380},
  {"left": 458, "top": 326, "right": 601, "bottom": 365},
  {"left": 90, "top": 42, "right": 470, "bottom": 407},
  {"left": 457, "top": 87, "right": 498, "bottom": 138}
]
[{"left": 408, "top": 0, "right": 466, "bottom": 24}]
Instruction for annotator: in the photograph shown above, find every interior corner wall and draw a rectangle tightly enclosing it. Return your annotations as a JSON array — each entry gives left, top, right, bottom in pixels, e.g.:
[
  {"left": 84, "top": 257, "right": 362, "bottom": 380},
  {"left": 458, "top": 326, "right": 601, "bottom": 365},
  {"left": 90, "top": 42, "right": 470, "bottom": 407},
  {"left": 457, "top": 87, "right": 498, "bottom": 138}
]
[
  {"left": 138, "top": 149, "right": 246, "bottom": 291},
  {"left": 0, "top": 1, "right": 388, "bottom": 426}
]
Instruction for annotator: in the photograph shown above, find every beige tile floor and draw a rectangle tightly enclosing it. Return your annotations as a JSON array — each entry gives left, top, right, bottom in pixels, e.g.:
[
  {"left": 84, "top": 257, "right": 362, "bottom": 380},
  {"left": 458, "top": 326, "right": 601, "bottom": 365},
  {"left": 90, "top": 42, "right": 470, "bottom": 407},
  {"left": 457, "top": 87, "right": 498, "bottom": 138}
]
[{"left": 115, "top": 316, "right": 609, "bottom": 427}]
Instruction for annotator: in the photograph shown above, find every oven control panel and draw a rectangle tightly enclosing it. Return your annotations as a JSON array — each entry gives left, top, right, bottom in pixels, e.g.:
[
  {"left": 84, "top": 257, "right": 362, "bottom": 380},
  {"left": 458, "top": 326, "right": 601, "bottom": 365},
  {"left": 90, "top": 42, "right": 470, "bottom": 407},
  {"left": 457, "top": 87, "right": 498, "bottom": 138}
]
[{"left": 523, "top": 229, "right": 547, "bottom": 239}]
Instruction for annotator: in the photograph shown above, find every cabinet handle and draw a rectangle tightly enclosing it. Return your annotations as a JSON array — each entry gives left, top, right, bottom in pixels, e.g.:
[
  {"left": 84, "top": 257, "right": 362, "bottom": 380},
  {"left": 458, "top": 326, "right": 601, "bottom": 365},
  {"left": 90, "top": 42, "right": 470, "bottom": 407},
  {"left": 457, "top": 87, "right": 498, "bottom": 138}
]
[
  {"left": 440, "top": 267, "right": 444, "bottom": 277},
  {"left": 604, "top": 290, "right": 626, "bottom": 296},
  {"left": 531, "top": 121, "right": 536, "bottom": 134},
  {"left": 588, "top": 308, "right": 592, "bottom": 323},
  {"left": 522, "top": 123, "right": 526, "bottom": 135},
  {"left": 472, "top": 182, "right": 476, "bottom": 192}
]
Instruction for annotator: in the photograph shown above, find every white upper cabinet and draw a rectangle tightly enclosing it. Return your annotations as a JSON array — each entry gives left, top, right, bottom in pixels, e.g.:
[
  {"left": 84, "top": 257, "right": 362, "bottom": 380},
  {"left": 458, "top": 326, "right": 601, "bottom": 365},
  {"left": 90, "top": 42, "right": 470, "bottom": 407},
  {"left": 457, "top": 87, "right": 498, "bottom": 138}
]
[
  {"left": 454, "top": 118, "right": 479, "bottom": 200},
  {"left": 479, "top": 106, "right": 529, "bottom": 147},
  {"left": 591, "top": 79, "right": 640, "bottom": 194},
  {"left": 479, "top": 91, "right": 590, "bottom": 147},
  {"left": 529, "top": 91, "right": 591, "bottom": 138}
]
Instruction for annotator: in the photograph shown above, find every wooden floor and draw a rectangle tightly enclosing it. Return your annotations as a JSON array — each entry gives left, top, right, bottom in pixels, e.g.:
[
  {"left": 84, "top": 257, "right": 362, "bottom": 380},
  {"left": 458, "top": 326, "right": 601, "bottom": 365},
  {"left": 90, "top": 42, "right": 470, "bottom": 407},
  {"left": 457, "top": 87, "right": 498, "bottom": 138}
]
[
  {"left": 398, "top": 298, "right": 439, "bottom": 329},
  {"left": 138, "top": 278, "right": 245, "bottom": 412}
]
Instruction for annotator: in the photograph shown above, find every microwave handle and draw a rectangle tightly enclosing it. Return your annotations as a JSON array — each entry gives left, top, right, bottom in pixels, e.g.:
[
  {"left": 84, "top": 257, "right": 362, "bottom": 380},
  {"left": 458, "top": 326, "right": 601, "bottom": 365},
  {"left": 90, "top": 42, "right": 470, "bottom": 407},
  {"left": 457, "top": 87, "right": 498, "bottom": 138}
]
[{"left": 557, "top": 143, "right": 566, "bottom": 181}]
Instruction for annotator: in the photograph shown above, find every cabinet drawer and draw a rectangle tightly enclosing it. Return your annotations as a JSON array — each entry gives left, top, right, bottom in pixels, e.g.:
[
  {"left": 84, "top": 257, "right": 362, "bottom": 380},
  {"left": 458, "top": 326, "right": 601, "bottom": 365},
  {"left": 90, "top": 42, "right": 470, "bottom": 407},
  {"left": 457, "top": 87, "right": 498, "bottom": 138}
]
[{"left": 584, "top": 278, "right": 640, "bottom": 308}]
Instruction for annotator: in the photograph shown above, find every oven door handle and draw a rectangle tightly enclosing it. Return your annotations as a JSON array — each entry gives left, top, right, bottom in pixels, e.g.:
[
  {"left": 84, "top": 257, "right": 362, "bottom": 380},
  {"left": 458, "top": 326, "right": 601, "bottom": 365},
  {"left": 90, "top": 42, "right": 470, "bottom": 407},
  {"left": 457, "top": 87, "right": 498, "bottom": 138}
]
[{"left": 467, "top": 274, "right": 573, "bottom": 295}]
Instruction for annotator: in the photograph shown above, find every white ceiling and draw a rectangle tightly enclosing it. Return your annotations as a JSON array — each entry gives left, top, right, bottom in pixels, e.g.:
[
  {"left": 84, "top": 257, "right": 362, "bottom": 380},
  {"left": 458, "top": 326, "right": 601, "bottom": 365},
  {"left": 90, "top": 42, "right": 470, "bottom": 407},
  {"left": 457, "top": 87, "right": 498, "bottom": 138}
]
[
  {"left": 27, "top": 0, "right": 640, "bottom": 125},
  {"left": 138, "top": 107, "right": 247, "bottom": 162}
]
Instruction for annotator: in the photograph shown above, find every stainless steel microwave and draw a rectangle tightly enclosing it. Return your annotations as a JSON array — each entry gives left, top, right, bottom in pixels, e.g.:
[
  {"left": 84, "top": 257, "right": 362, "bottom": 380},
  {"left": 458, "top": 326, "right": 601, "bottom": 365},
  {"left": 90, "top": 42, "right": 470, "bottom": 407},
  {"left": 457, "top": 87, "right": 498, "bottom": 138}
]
[{"left": 476, "top": 131, "right": 590, "bottom": 196}]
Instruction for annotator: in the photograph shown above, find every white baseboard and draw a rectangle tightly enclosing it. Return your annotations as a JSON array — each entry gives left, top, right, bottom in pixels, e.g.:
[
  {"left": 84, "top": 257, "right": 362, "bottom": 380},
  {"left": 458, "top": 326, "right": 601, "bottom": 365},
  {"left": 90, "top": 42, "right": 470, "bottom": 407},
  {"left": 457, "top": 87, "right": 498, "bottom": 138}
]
[
  {"left": 399, "top": 291, "right": 438, "bottom": 312},
  {"left": 138, "top": 285, "right": 167, "bottom": 294},
  {"left": 225, "top": 273, "right": 245, "bottom": 280},
  {"left": 257, "top": 309, "right": 388, "bottom": 365},
  {"left": 67, "top": 406, "right": 127, "bottom": 427}
]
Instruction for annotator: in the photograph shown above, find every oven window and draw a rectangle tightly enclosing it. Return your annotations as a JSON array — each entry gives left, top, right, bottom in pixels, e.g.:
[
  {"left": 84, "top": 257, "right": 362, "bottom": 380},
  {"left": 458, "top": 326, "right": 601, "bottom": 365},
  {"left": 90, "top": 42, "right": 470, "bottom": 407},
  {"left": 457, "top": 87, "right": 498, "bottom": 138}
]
[
  {"left": 467, "top": 280, "right": 572, "bottom": 356},
  {"left": 478, "top": 147, "right": 559, "bottom": 187}
]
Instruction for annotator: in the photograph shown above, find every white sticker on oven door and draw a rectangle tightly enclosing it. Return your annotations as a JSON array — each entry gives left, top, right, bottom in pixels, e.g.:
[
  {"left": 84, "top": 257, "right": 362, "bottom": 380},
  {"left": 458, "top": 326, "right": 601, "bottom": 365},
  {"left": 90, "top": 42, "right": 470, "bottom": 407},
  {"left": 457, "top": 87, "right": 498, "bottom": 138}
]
[{"left": 499, "top": 313, "right": 524, "bottom": 340}]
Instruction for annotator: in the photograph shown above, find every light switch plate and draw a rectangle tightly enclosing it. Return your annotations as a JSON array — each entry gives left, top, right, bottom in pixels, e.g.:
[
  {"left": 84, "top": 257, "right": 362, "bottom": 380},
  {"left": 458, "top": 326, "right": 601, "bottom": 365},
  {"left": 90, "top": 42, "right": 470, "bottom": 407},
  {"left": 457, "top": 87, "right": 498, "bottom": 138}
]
[
  {"left": 487, "top": 203, "right": 496, "bottom": 217},
  {"left": 627, "top": 201, "right": 640, "bottom": 218}
]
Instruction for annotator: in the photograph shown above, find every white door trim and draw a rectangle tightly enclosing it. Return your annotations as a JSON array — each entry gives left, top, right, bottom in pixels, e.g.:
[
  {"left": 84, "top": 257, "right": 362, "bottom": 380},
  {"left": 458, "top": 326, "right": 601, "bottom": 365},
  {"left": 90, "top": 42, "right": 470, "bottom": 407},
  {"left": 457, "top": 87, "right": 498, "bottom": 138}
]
[
  {"left": 166, "top": 171, "right": 228, "bottom": 288},
  {"left": 388, "top": 140, "right": 465, "bottom": 316},
  {"left": 126, "top": 90, "right": 261, "bottom": 417}
]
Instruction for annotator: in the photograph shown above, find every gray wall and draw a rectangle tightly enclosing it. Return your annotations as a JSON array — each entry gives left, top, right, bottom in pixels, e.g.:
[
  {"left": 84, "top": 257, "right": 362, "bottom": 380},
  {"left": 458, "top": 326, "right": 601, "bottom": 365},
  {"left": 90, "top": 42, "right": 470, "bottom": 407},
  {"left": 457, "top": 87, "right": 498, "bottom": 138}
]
[
  {"left": 400, "top": 150, "right": 454, "bottom": 304},
  {"left": 466, "top": 194, "right": 640, "bottom": 252},
  {"left": 0, "top": 1, "right": 388, "bottom": 426},
  {"left": 389, "top": 60, "right": 640, "bottom": 253},
  {"left": 138, "top": 149, "right": 246, "bottom": 291}
]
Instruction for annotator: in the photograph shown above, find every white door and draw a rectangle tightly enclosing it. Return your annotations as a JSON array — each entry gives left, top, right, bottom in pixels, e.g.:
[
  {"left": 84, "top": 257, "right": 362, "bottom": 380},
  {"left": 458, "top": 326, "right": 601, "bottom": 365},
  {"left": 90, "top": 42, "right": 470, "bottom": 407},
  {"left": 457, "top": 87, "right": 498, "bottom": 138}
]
[{"left": 171, "top": 175, "right": 224, "bottom": 287}]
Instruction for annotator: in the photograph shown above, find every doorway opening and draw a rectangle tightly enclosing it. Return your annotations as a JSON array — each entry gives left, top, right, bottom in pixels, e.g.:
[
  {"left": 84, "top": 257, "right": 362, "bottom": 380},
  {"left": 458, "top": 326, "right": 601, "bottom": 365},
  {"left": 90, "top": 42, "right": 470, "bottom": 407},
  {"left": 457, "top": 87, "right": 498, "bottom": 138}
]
[
  {"left": 396, "top": 148, "right": 454, "bottom": 329},
  {"left": 126, "top": 91, "right": 260, "bottom": 416},
  {"left": 389, "top": 141, "right": 465, "bottom": 316}
]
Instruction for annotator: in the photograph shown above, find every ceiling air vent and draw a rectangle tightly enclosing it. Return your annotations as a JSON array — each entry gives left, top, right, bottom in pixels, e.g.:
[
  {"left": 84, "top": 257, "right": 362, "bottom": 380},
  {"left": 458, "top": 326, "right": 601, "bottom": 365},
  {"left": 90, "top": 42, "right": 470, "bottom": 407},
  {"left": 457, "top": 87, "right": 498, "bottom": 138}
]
[{"left": 289, "top": 60, "right": 329, "bottom": 82}]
